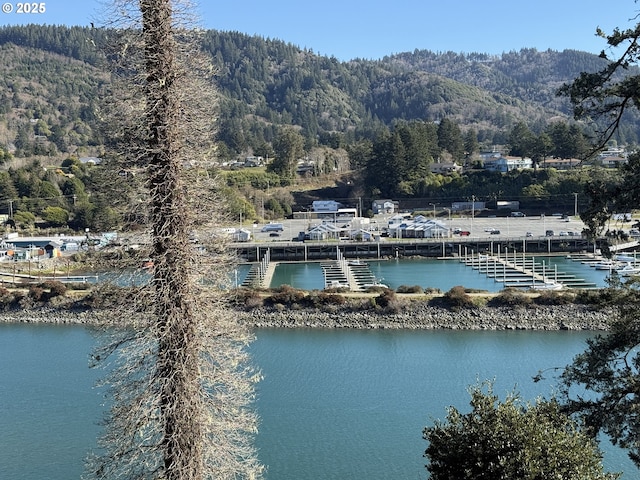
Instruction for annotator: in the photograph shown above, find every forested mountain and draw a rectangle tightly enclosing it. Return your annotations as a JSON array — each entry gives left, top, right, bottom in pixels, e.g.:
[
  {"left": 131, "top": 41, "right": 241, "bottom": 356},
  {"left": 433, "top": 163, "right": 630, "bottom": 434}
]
[
  {"left": 0, "top": 24, "right": 632, "bottom": 230},
  {"left": 0, "top": 23, "right": 635, "bottom": 164}
]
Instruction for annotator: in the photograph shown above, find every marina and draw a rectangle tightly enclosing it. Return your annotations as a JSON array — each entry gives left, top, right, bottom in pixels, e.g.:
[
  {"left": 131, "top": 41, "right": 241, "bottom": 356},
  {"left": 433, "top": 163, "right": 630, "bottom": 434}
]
[
  {"left": 240, "top": 253, "right": 625, "bottom": 292},
  {"left": 463, "top": 250, "right": 599, "bottom": 289}
]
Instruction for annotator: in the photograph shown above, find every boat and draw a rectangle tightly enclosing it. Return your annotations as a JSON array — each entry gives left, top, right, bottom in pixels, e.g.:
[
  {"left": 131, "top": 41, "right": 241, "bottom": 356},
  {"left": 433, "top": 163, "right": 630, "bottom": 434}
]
[
  {"left": 594, "top": 260, "right": 621, "bottom": 271},
  {"left": 325, "top": 279, "right": 349, "bottom": 289},
  {"left": 531, "top": 282, "right": 564, "bottom": 291},
  {"left": 361, "top": 282, "right": 389, "bottom": 289},
  {"left": 616, "top": 263, "right": 640, "bottom": 276}
]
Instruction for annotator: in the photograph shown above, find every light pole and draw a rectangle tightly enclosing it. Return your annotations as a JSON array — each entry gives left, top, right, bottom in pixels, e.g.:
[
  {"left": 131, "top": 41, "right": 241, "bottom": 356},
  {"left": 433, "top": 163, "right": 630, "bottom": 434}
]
[
  {"left": 573, "top": 192, "right": 578, "bottom": 217},
  {"left": 471, "top": 195, "right": 475, "bottom": 235},
  {"left": 444, "top": 208, "right": 451, "bottom": 237},
  {"left": 430, "top": 203, "right": 436, "bottom": 219}
]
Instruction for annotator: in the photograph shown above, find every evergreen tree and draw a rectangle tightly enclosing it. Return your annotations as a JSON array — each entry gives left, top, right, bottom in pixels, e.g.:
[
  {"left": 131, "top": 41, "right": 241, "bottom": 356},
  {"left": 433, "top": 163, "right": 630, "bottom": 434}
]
[
  {"left": 425, "top": 383, "right": 617, "bottom": 480},
  {"left": 437, "top": 117, "right": 464, "bottom": 160},
  {"left": 269, "top": 128, "right": 305, "bottom": 180}
]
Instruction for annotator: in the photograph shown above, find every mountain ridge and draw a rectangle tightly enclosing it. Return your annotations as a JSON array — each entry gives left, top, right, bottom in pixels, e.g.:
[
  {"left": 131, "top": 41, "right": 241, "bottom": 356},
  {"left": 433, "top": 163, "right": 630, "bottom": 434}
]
[{"left": 0, "top": 24, "right": 636, "bottom": 162}]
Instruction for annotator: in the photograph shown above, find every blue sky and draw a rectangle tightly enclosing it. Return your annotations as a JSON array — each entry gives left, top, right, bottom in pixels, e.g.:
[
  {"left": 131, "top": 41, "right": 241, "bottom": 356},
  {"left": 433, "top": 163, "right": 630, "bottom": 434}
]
[{"left": 1, "top": 0, "right": 637, "bottom": 60}]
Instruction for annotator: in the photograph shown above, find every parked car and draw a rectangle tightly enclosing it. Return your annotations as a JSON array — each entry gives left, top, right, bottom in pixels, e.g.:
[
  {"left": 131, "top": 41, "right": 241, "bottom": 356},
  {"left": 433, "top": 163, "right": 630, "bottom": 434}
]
[
  {"left": 525, "top": 232, "right": 533, "bottom": 237},
  {"left": 269, "top": 232, "right": 281, "bottom": 237},
  {"left": 545, "top": 230, "right": 555, "bottom": 236},
  {"left": 490, "top": 230, "right": 501, "bottom": 235},
  {"left": 458, "top": 231, "right": 471, "bottom": 236},
  {"left": 510, "top": 212, "right": 526, "bottom": 217}
]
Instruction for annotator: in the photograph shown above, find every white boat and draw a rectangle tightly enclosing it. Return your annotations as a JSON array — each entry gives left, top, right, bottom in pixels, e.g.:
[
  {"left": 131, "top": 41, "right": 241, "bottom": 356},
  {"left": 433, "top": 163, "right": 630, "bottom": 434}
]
[
  {"left": 362, "top": 282, "right": 389, "bottom": 289},
  {"left": 594, "top": 260, "right": 621, "bottom": 271},
  {"left": 616, "top": 263, "right": 640, "bottom": 276},
  {"left": 531, "top": 282, "right": 564, "bottom": 291},
  {"left": 614, "top": 254, "right": 637, "bottom": 263}
]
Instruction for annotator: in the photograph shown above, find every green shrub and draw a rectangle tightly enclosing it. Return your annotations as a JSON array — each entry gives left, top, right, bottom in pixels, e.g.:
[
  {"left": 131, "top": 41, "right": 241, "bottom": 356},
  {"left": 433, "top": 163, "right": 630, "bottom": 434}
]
[
  {"left": 0, "top": 286, "right": 17, "bottom": 309},
  {"left": 41, "top": 280, "right": 67, "bottom": 298},
  {"left": 573, "top": 287, "right": 629, "bottom": 306},
  {"left": 264, "top": 285, "right": 306, "bottom": 307},
  {"left": 396, "top": 285, "right": 423, "bottom": 294},
  {"left": 489, "top": 288, "right": 532, "bottom": 308},
  {"left": 28, "top": 285, "right": 45, "bottom": 302},
  {"left": 303, "top": 291, "right": 346, "bottom": 308},
  {"left": 533, "top": 290, "right": 575, "bottom": 305},
  {"left": 423, "top": 287, "right": 442, "bottom": 295},
  {"left": 374, "top": 288, "right": 397, "bottom": 308},
  {"left": 443, "top": 285, "right": 475, "bottom": 308}
]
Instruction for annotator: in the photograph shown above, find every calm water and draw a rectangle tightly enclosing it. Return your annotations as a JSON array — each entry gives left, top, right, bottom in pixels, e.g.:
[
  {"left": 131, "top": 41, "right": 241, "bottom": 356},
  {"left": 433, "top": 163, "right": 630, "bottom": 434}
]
[
  {"left": 269, "top": 256, "right": 611, "bottom": 291},
  {"left": 0, "top": 325, "right": 634, "bottom": 479}
]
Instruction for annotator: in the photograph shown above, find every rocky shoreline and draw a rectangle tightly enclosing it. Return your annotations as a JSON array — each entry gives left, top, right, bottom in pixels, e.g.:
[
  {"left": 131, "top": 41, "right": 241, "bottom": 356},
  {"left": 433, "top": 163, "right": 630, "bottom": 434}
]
[
  {"left": 0, "top": 304, "right": 617, "bottom": 331},
  {"left": 238, "top": 304, "right": 616, "bottom": 331}
]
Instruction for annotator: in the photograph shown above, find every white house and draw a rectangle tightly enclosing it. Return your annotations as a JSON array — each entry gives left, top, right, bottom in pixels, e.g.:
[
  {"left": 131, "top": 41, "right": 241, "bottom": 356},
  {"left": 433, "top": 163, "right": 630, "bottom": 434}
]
[
  {"left": 483, "top": 155, "right": 532, "bottom": 172},
  {"left": 372, "top": 199, "right": 399, "bottom": 214},
  {"left": 312, "top": 200, "right": 343, "bottom": 212},
  {"left": 232, "top": 228, "right": 252, "bottom": 242}
]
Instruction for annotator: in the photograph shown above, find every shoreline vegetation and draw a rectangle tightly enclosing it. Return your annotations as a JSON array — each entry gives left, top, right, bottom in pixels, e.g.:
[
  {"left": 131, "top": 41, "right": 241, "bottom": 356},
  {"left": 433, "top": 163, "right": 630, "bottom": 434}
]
[{"left": 0, "top": 282, "right": 620, "bottom": 331}]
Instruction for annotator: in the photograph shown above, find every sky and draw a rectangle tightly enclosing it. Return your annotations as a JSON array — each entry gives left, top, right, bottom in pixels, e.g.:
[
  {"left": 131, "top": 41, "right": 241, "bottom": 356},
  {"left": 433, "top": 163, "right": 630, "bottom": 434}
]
[{"left": 1, "top": 0, "right": 638, "bottom": 60}]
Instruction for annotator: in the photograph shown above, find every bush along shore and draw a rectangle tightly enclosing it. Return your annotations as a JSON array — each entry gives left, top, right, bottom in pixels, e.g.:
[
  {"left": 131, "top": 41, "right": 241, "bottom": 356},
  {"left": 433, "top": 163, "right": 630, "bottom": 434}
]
[{"left": 0, "top": 283, "right": 624, "bottom": 331}]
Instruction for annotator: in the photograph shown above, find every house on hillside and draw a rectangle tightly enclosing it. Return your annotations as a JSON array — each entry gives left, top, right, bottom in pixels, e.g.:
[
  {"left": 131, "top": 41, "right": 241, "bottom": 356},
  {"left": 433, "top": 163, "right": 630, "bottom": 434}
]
[
  {"left": 599, "top": 156, "right": 627, "bottom": 168},
  {"left": 244, "top": 156, "right": 264, "bottom": 167},
  {"left": 430, "top": 161, "right": 462, "bottom": 174},
  {"left": 372, "top": 199, "right": 399, "bottom": 214},
  {"left": 312, "top": 200, "right": 343, "bottom": 212},
  {"left": 483, "top": 155, "right": 532, "bottom": 172}
]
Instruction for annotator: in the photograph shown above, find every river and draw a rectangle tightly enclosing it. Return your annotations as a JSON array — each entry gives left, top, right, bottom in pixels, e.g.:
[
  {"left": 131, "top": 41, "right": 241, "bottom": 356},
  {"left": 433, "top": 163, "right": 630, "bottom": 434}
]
[{"left": 0, "top": 324, "right": 635, "bottom": 479}]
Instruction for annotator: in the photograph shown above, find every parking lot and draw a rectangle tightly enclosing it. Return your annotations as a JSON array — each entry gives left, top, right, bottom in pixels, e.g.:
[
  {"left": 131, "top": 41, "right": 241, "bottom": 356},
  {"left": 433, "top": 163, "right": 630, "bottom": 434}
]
[
  {"left": 247, "top": 213, "right": 590, "bottom": 242},
  {"left": 446, "top": 214, "right": 586, "bottom": 239}
]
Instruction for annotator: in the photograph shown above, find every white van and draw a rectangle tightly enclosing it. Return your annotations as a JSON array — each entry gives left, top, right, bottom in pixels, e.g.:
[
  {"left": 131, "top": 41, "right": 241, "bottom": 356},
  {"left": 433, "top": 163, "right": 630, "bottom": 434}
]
[{"left": 261, "top": 223, "right": 284, "bottom": 232}]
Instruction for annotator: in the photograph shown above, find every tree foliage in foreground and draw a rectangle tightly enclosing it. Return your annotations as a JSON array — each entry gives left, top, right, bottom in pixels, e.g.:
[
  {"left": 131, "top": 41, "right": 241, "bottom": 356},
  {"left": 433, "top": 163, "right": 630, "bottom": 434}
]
[
  {"left": 560, "top": 284, "right": 640, "bottom": 468},
  {"left": 423, "top": 383, "right": 618, "bottom": 480},
  {"left": 557, "top": 9, "right": 640, "bottom": 471}
]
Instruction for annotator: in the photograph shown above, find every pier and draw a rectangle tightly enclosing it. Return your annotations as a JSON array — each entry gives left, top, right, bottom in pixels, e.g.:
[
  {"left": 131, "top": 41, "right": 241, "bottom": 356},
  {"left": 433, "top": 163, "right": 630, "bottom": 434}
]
[
  {"left": 240, "top": 250, "right": 276, "bottom": 288},
  {"left": 462, "top": 249, "right": 598, "bottom": 289},
  {"left": 320, "top": 248, "right": 380, "bottom": 291},
  {"left": 231, "top": 235, "right": 598, "bottom": 263},
  {"left": 0, "top": 271, "right": 98, "bottom": 285}
]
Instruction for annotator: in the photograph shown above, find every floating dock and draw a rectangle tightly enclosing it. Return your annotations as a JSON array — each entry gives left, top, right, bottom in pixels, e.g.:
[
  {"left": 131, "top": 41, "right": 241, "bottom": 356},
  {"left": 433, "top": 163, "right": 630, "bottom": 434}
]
[
  {"left": 320, "top": 249, "right": 379, "bottom": 291},
  {"left": 463, "top": 250, "right": 598, "bottom": 289}
]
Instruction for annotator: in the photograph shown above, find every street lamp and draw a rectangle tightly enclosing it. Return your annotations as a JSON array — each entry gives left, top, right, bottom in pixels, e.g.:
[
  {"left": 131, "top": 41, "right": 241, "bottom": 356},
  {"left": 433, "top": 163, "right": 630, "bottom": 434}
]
[
  {"left": 444, "top": 208, "right": 452, "bottom": 237},
  {"left": 471, "top": 195, "right": 476, "bottom": 235}
]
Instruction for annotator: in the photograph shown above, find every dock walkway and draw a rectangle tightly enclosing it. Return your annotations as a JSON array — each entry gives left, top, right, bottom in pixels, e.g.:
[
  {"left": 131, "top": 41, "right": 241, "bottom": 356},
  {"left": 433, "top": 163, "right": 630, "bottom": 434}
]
[{"left": 463, "top": 251, "right": 597, "bottom": 289}]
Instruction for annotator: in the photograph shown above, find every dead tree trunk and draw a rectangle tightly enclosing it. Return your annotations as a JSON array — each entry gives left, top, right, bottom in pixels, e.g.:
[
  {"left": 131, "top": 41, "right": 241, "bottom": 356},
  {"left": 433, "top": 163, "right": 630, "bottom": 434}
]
[{"left": 140, "top": 1, "right": 203, "bottom": 478}]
